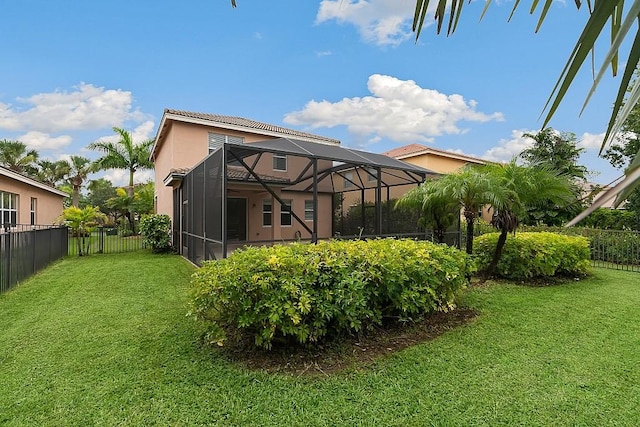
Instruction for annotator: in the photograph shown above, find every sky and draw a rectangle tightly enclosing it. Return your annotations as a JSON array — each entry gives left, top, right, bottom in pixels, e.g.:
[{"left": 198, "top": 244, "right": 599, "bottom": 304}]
[{"left": 0, "top": 0, "right": 631, "bottom": 186}]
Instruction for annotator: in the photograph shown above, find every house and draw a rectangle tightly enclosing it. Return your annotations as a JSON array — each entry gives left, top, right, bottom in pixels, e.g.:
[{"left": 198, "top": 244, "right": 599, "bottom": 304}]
[
  {"left": 340, "top": 143, "right": 487, "bottom": 205},
  {"left": 382, "top": 143, "right": 487, "bottom": 173},
  {"left": 0, "top": 166, "right": 67, "bottom": 227},
  {"left": 333, "top": 143, "right": 492, "bottom": 225},
  {"left": 151, "top": 109, "right": 432, "bottom": 264}
]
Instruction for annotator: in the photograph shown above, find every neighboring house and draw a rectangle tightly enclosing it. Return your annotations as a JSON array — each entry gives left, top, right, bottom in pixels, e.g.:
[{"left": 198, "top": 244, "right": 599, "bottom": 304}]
[
  {"left": 151, "top": 109, "right": 431, "bottom": 263},
  {"left": 581, "top": 181, "right": 626, "bottom": 210},
  {"left": 340, "top": 143, "right": 488, "bottom": 206},
  {"left": 382, "top": 143, "right": 487, "bottom": 173},
  {"left": 0, "top": 166, "right": 67, "bottom": 227},
  {"left": 384, "top": 143, "right": 492, "bottom": 222}
]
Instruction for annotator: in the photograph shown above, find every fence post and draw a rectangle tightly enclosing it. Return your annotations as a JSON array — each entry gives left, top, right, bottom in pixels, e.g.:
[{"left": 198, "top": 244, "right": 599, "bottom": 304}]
[
  {"left": 32, "top": 227, "right": 37, "bottom": 274},
  {"left": 98, "top": 227, "right": 104, "bottom": 254},
  {"left": 4, "top": 225, "right": 11, "bottom": 290}
]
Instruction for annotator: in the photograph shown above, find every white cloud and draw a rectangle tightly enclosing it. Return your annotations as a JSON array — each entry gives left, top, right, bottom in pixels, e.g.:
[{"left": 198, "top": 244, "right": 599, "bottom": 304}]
[
  {"left": 102, "top": 168, "right": 154, "bottom": 188},
  {"left": 316, "top": 0, "right": 417, "bottom": 46},
  {"left": 316, "top": 50, "right": 333, "bottom": 57},
  {"left": 483, "top": 129, "right": 536, "bottom": 162},
  {"left": 284, "top": 74, "right": 503, "bottom": 143},
  {"left": 0, "top": 83, "right": 147, "bottom": 133},
  {"left": 94, "top": 120, "right": 156, "bottom": 144},
  {"left": 19, "top": 131, "right": 72, "bottom": 150},
  {"left": 578, "top": 132, "right": 605, "bottom": 151}
]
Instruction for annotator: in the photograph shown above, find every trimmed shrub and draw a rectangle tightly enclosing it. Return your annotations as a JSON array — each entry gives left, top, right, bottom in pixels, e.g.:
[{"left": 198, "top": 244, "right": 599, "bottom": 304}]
[
  {"left": 474, "top": 232, "right": 591, "bottom": 280},
  {"left": 139, "top": 214, "right": 172, "bottom": 253},
  {"left": 189, "top": 238, "right": 472, "bottom": 349}
]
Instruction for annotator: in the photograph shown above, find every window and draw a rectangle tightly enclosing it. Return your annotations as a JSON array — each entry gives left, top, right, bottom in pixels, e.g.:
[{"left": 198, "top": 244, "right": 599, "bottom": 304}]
[
  {"left": 343, "top": 172, "right": 354, "bottom": 189},
  {"left": 273, "top": 154, "right": 287, "bottom": 171},
  {"left": 30, "top": 198, "right": 37, "bottom": 225},
  {"left": 208, "top": 132, "right": 244, "bottom": 153},
  {"left": 280, "top": 200, "right": 292, "bottom": 226},
  {"left": 262, "top": 199, "right": 272, "bottom": 226},
  {"left": 0, "top": 192, "right": 18, "bottom": 227},
  {"left": 367, "top": 168, "right": 378, "bottom": 182},
  {"left": 304, "top": 200, "right": 314, "bottom": 221}
]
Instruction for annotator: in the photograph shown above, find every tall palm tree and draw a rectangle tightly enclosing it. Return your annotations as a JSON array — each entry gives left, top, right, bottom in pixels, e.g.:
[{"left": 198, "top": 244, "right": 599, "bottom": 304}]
[
  {"left": 88, "top": 127, "right": 154, "bottom": 197},
  {"left": 481, "top": 161, "right": 574, "bottom": 276},
  {"left": 0, "top": 139, "right": 39, "bottom": 175},
  {"left": 66, "top": 155, "right": 96, "bottom": 208},
  {"left": 410, "top": 0, "right": 640, "bottom": 220},
  {"left": 36, "top": 159, "right": 70, "bottom": 187}
]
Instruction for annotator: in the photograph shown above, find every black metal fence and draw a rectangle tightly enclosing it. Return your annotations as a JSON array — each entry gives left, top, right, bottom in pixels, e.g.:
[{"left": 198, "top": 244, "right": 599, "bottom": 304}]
[
  {"left": 67, "top": 227, "right": 144, "bottom": 256},
  {"left": 465, "top": 224, "right": 640, "bottom": 273},
  {"left": 522, "top": 226, "right": 640, "bottom": 273},
  {"left": 0, "top": 225, "right": 68, "bottom": 293}
]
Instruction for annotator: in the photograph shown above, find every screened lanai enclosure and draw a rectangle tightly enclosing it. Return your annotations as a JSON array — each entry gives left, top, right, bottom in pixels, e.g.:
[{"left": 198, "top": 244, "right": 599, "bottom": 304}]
[{"left": 167, "top": 138, "right": 438, "bottom": 266}]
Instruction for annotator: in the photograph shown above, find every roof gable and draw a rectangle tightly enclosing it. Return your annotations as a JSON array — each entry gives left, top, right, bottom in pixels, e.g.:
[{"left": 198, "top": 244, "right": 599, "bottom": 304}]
[
  {"left": 152, "top": 109, "right": 341, "bottom": 159},
  {"left": 0, "top": 166, "right": 68, "bottom": 197},
  {"left": 383, "top": 143, "right": 487, "bottom": 165}
]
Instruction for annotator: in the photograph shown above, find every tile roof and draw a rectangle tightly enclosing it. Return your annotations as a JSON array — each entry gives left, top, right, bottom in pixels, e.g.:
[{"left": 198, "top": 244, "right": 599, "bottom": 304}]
[
  {"left": 226, "top": 166, "right": 290, "bottom": 184},
  {"left": 0, "top": 166, "right": 68, "bottom": 197},
  {"left": 382, "top": 143, "right": 430, "bottom": 158},
  {"left": 164, "top": 109, "right": 341, "bottom": 145},
  {"left": 383, "top": 143, "right": 487, "bottom": 164},
  {"left": 164, "top": 166, "right": 290, "bottom": 185}
]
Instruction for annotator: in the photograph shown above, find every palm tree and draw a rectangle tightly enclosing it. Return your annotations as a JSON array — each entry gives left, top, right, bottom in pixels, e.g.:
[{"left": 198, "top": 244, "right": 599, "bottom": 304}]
[
  {"left": 0, "top": 139, "right": 39, "bottom": 175},
  {"left": 396, "top": 179, "right": 459, "bottom": 244},
  {"left": 481, "top": 161, "right": 574, "bottom": 277},
  {"left": 107, "top": 187, "right": 136, "bottom": 234},
  {"left": 432, "top": 166, "right": 500, "bottom": 254},
  {"left": 411, "top": 0, "right": 640, "bottom": 219},
  {"left": 35, "top": 159, "right": 70, "bottom": 187},
  {"left": 66, "top": 155, "right": 96, "bottom": 208},
  {"left": 88, "top": 127, "right": 154, "bottom": 197}
]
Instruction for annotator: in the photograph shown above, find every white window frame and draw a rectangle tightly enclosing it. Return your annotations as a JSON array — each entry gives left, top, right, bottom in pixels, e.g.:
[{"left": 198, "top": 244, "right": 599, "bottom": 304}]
[
  {"left": 280, "top": 200, "right": 292, "bottom": 227},
  {"left": 273, "top": 154, "right": 287, "bottom": 172},
  {"left": 304, "top": 200, "right": 314, "bottom": 221},
  {"left": 367, "top": 168, "right": 378, "bottom": 183},
  {"left": 30, "top": 197, "right": 37, "bottom": 226},
  {"left": 0, "top": 191, "right": 18, "bottom": 227},
  {"left": 208, "top": 132, "right": 244, "bottom": 153},
  {"left": 344, "top": 172, "right": 354, "bottom": 189},
  {"left": 262, "top": 199, "right": 272, "bottom": 227}
]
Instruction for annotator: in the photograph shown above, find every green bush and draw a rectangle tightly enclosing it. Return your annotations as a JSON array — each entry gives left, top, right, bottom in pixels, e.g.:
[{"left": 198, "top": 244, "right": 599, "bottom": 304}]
[
  {"left": 518, "top": 226, "right": 640, "bottom": 266},
  {"left": 474, "top": 232, "right": 591, "bottom": 280},
  {"left": 189, "top": 238, "right": 472, "bottom": 349},
  {"left": 139, "top": 214, "right": 172, "bottom": 253}
]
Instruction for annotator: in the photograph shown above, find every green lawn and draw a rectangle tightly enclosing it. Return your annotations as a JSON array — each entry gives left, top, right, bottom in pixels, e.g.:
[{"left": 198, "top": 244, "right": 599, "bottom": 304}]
[{"left": 1, "top": 252, "right": 639, "bottom": 426}]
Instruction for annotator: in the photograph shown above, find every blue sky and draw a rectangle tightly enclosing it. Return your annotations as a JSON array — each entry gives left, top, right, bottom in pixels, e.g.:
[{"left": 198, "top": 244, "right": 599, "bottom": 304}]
[{"left": 0, "top": 0, "right": 629, "bottom": 186}]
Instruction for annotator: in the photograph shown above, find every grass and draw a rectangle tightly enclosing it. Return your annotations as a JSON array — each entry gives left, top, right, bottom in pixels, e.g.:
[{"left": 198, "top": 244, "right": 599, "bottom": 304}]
[
  {"left": 1, "top": 252, "right": 640, "bottom": 426},
  {"left": 67, "top": 232, "right": 142, "bottom": 256}
]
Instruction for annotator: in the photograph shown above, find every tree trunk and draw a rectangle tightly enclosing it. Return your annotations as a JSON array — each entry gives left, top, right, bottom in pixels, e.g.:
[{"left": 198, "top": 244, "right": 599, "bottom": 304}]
[
  {"left": 465, "top": 217, "right": 474, "bottom": 254},
  {"left": 72, "top": 185, "right": 80, "bottom": 207},
  {"left": 486, "top": 228, "right": 508, "bottom": 277}
]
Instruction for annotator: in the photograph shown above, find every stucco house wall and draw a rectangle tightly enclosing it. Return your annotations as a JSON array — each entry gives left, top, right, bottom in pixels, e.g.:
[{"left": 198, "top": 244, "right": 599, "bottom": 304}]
[
  {"left": 152, "top": 109, "right": 341, "bottom": 245},
  {"left": 0, "top": 167, "right": 67, "bottom": 226},
  {"left": 340, "top": 143, "right": 492, "bottom": 222}
]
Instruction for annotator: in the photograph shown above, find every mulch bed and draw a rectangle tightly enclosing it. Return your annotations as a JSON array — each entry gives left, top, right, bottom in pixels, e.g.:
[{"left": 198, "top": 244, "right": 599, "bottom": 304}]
[{"left": 215, "top": 308, "right": 479, "bottom": 377}]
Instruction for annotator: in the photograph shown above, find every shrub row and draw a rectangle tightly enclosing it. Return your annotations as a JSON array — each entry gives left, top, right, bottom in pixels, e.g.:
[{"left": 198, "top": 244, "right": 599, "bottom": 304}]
[
  {"left": 189, "top": 238, "right": 472, "bottom": 349},
  {"left": 518, "top": 225, "right": 640, "bottom": 266},
  {"left": 474, "top": 232, "right": 591, "bottom": 280}
]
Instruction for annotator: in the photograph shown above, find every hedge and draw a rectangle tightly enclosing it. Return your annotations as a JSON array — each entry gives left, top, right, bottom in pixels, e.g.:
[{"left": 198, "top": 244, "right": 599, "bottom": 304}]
[
  {"left": 474, "top": 232, "right": 591, "bottom": 280},
  {"left": 189, "top": 238, "right": 472, "bottom": 349}
]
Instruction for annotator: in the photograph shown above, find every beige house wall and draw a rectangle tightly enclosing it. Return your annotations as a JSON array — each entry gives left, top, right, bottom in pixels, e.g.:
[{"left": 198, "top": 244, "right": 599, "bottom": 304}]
[
  {"left": 0, "top": 176, "right": 65, "bottom": 225},
  {"left": 153, "top": 116, "right": 338, "bottom": 246},
  {"left": 340, "top": 149, "right": 493, "bottom": 222},
  {"left": 229, "top": 185, "right": 333, "bottom": 242}
]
